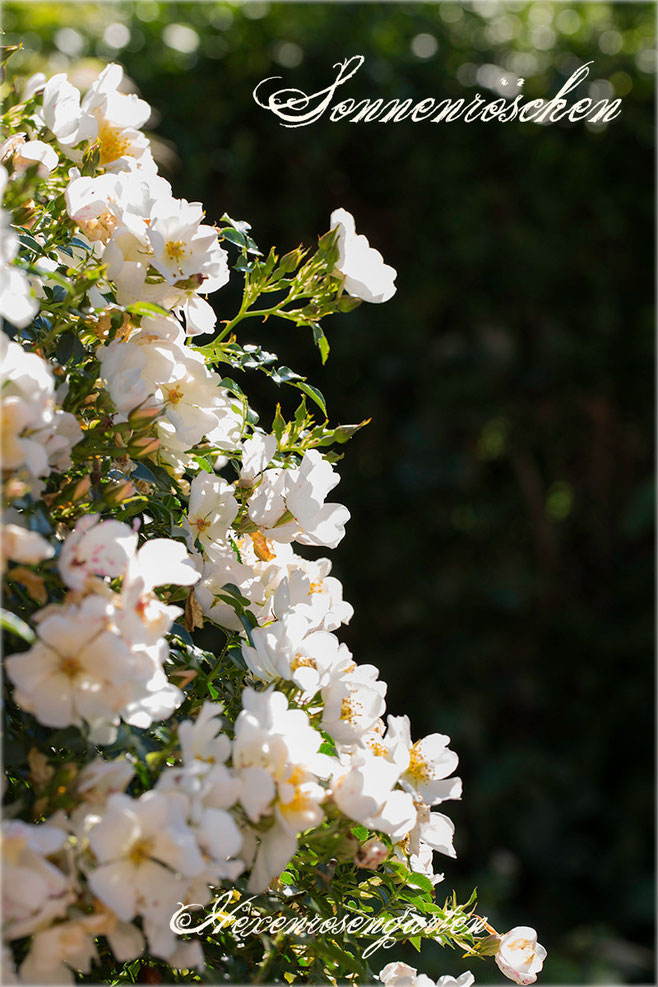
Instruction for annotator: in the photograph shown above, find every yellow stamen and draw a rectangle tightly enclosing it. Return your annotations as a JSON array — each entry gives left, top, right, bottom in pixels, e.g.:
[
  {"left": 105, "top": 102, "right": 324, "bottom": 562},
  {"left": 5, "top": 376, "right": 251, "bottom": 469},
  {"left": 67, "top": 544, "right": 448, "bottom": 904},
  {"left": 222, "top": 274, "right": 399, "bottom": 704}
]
[
  {"left": 290, "top": 654, "right": 317, "bottom": 672},
  {"left": 128, "top": 837, "right": 153, "bottom": 866},
  {"left": 59, "top": 656, "right": 82, "bottom": 679},
  {"left": 407, "top": 743, "right": 431, "bottom": 783},
  {"left": 250, "top": 531, "right": 275, "bottom": 562},
  {"left": 98, "top": 122, "right": 131, "bottom": 166},
  {"left": 165, "top": 240, "right": 186, "bottom": 262}
]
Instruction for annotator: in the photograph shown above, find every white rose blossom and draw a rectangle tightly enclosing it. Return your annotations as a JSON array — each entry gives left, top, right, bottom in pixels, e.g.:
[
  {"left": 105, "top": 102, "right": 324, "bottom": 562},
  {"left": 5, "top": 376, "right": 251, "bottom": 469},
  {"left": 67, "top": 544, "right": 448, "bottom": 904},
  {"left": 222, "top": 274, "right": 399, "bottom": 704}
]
[
  {"left": 87, "top": 791, "right": 204, "bottom": 923},
  {"left": 12, "top": 139, "right": 58, "bottom": 178},
  {"left": 2, "top": 819, "right": 74, "bottom": 941},
  {"left": 386, "top": 715, "right": 462, "bottom": 806},
  {"left": 97, "top": 318, "right": 243, "bottom": 453},
  {"left": 0, "top": 328, "right": 82, "bottom": 475},
  {"left": 379, "top": 963, "right": 474, "bottom": 987},
  {"left": 248, "top": 449, "right": 350, "bottom": 549},
  {"left": 331, "top": 206, "right": 397, "bottom": 304},
  {"left": 230, "top": 687, "right": 333, "bottom": 890},
  {"left": 1, "top": 518, "right": 54, "bottom": 572},
  {"left": 242, "top": 609, "right": 352, "bottom": 694},
  {"left": 183, "top": 471, "right": 239, "bottom": 550},
  {"left": 20, "top": 912, "right": 143, "bottom": 985},
  {"left": 6, "top": 522, "right": 200, "bottom": 741},
  {"left": 495, "top": 927, "right": 547, "bottom": 985}
]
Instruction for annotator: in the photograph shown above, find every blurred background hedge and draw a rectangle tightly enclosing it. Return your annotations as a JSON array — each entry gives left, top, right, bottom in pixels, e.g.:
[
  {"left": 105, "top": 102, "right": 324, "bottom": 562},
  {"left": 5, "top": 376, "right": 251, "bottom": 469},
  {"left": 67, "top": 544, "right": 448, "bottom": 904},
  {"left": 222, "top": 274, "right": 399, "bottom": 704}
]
[{"left": 4, "top": 3, "right": 654, "bottom": 983}]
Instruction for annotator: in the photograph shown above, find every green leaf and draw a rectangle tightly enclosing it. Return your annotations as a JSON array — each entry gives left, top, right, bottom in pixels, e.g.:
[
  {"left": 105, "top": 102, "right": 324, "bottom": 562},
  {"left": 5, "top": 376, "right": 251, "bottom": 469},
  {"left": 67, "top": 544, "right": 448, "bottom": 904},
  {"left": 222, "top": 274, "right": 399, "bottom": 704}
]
[
  {"left": 407, "top": 872, "right": 435, "bottom": 895},
  {"left": 271, "top": 365, "right": 303, "bottom": 385},
  {"left": 1, "top": 609, "right": 35, "bottom": 644},
  {"left": 171, "top": 622, "right": 194, "bottom": 646},
  {"left": 193, "top": 455, "right": 214, "bottom": 473},
  {"left": 221, "top": 583, "right": 252, "bottom": 607},
  {"left": 316, "top": 939, "right": 366, "bottom": 977},
  {"left": 55, "top": 330, "right": 86, "bottom": 366},
  {"left": 220, "top": 226, "right": 249, "bottom": 249},
  {"left": 293, "top": 381, "right": 327, "bottom": 418},
  {"left": 311, "top": 323, "right": 330, "bottom": 364},
  {"left": 125, "top": 301, "right": 170, "bottom": 318},
  {"left": 219, "top": 377, "right": 245, "bottom": 396},
  {"left": 17, "top": 231, "right": 42, "bottom": 254}
]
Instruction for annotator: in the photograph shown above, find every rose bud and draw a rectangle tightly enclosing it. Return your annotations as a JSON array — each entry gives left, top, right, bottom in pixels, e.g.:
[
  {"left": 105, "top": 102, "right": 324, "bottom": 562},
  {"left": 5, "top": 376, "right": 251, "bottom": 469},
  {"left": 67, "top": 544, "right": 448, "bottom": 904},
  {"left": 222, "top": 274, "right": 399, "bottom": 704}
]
[
  {"left": 103, "top": 480, "right": 136, "bottom": 505},
  {"left": 495, "top": 927, "right": 547, "bottom": 985},
  {"left": 128, "top": 403, "right": 162, "bottom": 428},
  {"left": 354, "top": 837, "right": 388, "bottom": 869},
  {"left": 128, "top": 436, "right": 161, "bottom": 458}
]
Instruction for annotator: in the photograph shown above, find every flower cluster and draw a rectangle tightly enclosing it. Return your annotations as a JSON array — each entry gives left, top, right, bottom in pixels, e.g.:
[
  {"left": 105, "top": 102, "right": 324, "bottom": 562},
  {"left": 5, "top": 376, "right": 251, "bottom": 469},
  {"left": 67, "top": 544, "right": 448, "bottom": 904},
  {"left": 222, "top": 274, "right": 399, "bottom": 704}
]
[
  {"left": 1, "top": 329, "right": 81, "bottom": 484},
  {"left": 1, "top": 58, "right": 545, "bottom": 986},
  {"left": 6, "top": 515, "right": 199, "bottom": 743}
]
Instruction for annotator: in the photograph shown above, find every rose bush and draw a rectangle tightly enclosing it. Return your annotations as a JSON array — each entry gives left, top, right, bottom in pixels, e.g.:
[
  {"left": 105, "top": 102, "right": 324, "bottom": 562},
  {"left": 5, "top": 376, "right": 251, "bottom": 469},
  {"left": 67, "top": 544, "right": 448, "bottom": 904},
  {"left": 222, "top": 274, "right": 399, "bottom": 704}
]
[{"left": 1, "top": 54, "right": 545, "bottom": 985}]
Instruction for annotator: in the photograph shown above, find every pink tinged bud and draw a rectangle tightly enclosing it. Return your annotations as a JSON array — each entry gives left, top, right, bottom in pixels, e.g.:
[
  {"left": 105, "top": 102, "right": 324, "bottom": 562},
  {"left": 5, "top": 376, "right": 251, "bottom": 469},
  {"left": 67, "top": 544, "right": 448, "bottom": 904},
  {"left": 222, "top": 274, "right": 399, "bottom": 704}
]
[
  {"left": 70, "top": 475, "right": 91, "bottom": 503},
  {"left": 103, "top": 480, "right": 136, "bottom": 505},
  {"left": 354, "top": 837, "right": 388, "bottom": 869},
  {"left": 128, "top": 436, "right": 161, "bottom": 458},
  {"left": 128, "top": 403, "right": 162, "bottom": 428}
]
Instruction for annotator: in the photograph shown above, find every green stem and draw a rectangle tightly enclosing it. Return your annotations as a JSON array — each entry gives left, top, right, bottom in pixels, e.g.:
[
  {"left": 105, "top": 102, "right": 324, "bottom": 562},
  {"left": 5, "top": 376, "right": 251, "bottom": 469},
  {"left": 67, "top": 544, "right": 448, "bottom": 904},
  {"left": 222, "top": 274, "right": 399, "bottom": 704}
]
[{"left": 214, "top": 305, "right": 298, "bottom": 345}]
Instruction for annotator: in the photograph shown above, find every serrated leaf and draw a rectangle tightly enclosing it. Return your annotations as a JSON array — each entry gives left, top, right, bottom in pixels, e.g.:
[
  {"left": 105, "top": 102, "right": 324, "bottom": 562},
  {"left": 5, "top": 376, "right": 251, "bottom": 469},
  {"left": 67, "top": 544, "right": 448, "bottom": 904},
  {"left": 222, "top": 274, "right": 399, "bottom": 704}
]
[
  {"left": 219, "top": 377, "right": 245, "bottom": 395},
  {"left": 17, "top": 232, "right": 42, "bottom": 254},
  {"left": 407, "top": 872, "right": 435, "bottom": 895},
  {"left": 294, "top": 381, "right": 327, "bottom": 418},
  {"left": 220, "top": 226, "right": 249, "bottom": 249},
  {"left": 270, "top": 365, "right": 303, "bottom": 385},
  {"left": 70, "top": 237, "right": 93, "bottom": 252},
  {"left": 55, "top": 330, "right": 86, "bottom": 366}
]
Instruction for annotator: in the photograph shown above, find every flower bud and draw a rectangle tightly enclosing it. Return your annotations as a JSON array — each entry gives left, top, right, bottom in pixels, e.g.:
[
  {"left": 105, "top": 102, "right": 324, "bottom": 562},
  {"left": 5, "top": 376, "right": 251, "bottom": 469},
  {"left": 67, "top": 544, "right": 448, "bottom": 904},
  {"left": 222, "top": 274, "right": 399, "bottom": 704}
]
[
  {"left": 354, "top": 837, "right": 388, "bottom": 869},
  {"left": 69, "top": 475, "right": 91, "bottom": 503},
  {"left": 128, "top": 403, "right": 162, "bottom": 428},
  {"left": 14, "top": 199, "right": 37, "bottom": 227},
  {"left": 3, "top": 477, "right": 29, "bottom": 501},
  {"left": 128, "top": 436, "right": 161, "bottom": 459},
  {"left": 103, "top": 480, "right": 136, "bottom": 505},
  {"left": 277, "top": 247, "right": 304, "bottom": 275},
  {"left": 52, "top": 474, "right": 91, "bottom": 507}
]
